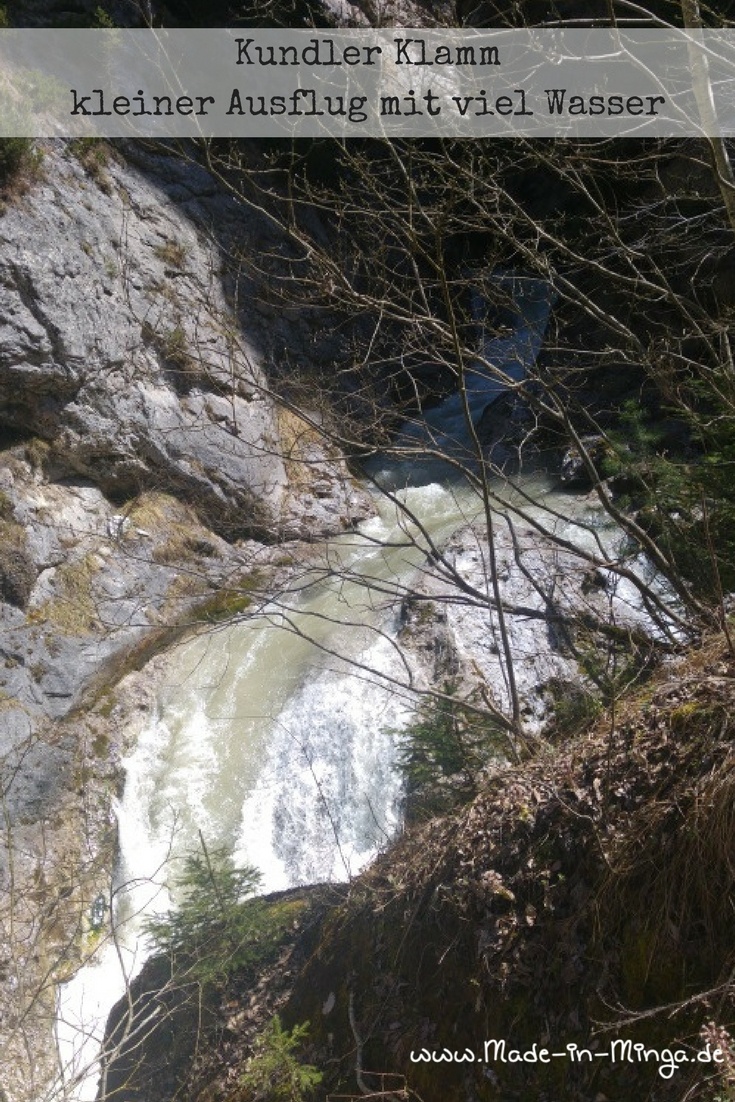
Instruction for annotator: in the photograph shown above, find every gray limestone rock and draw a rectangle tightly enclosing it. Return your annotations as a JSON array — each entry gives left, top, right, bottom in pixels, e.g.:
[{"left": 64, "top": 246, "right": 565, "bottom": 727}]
[
  {"left": 0, "top": 143, "right": 370, "bottom": 542},
  {"left": 399, "top": 514, "right": 661, "bottom": 734}
]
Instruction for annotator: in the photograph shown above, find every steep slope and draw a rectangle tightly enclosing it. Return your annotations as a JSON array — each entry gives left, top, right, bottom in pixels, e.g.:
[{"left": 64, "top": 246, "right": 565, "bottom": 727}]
[
  {"left": 117, "top": 637, "right": 735, "bottom": 1102},
  {"left": 278, "top": 640, "right": 735, "bottom": 1102}
]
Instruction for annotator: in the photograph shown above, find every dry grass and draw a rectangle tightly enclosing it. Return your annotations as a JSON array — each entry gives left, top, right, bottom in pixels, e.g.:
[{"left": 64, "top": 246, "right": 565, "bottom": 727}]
[
  {"left": 124, "top": 491, "right": 204, "bottom": 565},
  {"left": 69, "top": 138, "right": 116, "bottom": 194},
  {"left": 276, "top": 406, "right": 326, "bottom": 492},
  {"left": 153, "top": 239, "right": 188, "bottom": 270},
  {"left": 284, "top": 631, "right": 735, "bottom": 1100},
  {"left": 30, "top": 553, "right": 102, "bottom": 634},
  {"left": 0, "top": 516, "right": 35, "bottom": 607},
  {"left": 598, "top": 735, "right": 735, "bottom": 1003}
]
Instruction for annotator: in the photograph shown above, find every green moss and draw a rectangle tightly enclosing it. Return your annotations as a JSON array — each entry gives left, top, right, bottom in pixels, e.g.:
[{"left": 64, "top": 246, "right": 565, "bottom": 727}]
[
  {"left": 199, "top": 589, "right": 254, "bottom": 623},
  {"left": 185, "top": 571, "right": 265, "bottom": 625},
  {"left": 91, "top": 732, "right": 110, "bottom": 758},
  {"left": 670, "top": 700, "right": 723, "bottom": 737},
  {"left": 94, "top": 689, "right": 116, "bottom": 720}
]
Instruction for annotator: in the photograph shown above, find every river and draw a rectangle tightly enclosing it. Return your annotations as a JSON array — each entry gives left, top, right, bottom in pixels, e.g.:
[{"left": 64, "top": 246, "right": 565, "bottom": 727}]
[
  {"left": 50, "top": 476, "right": 499, "bottom": 1101},
  {"left": 49, "top": 275, "right": 584, "bottom": 1100}
]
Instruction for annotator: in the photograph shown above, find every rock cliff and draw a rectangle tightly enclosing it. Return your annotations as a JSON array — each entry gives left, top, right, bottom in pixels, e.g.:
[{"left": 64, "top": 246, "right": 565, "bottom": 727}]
[
  {"left": 398, "top": 509, "right": 663, "bottom": 734},
  {"left": 0, "top": 141, "right": 370, "bottom": 541},
  {"left": 0, "top": 138, "right": 370, "bottom": 1102}
]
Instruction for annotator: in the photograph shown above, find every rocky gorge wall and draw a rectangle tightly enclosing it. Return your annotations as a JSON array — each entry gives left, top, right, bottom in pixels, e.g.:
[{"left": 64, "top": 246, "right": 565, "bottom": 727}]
[
  {"left": 0, "top": 128, "right": 717, "bottom": 1102},
  {"left": 0, "top": 138, "right": 371, "bottom": 1102}
]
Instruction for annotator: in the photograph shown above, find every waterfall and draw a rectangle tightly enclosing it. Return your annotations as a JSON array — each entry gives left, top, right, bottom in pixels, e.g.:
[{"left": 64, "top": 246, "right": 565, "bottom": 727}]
[
  {"left": 394, "top": 275, "right": 555, "bottom": 477},
  {"left": 51, "top": 481, "right": 477, "bottom": 1101},
  {"left": 233, "top": 631, "right": 409, "bottom": 889},
  {"left": 49, "top": 274, "right": 560, "bottom": 1100}
]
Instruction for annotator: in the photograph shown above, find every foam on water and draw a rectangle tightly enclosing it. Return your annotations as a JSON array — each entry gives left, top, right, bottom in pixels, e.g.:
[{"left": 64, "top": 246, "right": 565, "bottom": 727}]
[
  {"left": 235, "top": 631, "right": 410, "bottom": 891},
  {"left": 50, "top": 495, "right": 437, "bottom": 1100}
]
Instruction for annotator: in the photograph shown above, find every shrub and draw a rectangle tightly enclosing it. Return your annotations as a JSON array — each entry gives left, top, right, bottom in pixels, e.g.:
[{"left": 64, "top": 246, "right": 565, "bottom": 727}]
[
  {"left": 153, "top": 239, "right": 188, "bottom": 269},
  {"left": 398, "top": 685, "right": 504, "bottom": 820},
  {"left": 68, "top": 137, "right": 114, "bottom": 193},
  {"left": 238, "top": 1017, "right": 322, "bottom": 1102},
  {"left": 143, "top": 838, "right": 270, "bottom": 985},
  {"left": 0, "top": 138, "right": 33, "bottom": 187}
]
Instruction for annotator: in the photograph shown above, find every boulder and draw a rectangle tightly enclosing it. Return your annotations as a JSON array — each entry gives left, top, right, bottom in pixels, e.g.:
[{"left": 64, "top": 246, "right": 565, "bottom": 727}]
[{"left": 559, "top": 433, "right": 608, "bottom": 489}]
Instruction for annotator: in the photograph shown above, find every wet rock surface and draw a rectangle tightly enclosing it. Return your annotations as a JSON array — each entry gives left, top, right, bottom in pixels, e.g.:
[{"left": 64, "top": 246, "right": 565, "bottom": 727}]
[{"left": 399, "top": 510, "right": 661, "bottom": 732}]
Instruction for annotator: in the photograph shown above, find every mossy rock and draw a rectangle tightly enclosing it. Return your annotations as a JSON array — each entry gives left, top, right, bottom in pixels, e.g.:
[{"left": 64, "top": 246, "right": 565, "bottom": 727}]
[{"left": 669, "top": 701, "right": 725, "bottom": 738}]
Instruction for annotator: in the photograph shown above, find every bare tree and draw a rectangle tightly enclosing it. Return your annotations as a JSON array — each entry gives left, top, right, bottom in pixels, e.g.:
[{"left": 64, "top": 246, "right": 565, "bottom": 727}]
[{"left": 6, "top": 5, "right": 735, "bottom": 1100}]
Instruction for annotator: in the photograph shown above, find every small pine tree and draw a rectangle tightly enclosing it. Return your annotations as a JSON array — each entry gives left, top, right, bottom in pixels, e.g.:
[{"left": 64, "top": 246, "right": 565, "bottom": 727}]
[
  {"left": 239, "top": 1016, "right": 322, "bottom": 1102},
  {"left": 398, "top": 684, "right": 502, "bottom": 819},
  {"left": 143, "top": 836, "right": 266, "bottom": 984},
  {"left": 0, "top": 139, "right": 32, "bottom": 186}
]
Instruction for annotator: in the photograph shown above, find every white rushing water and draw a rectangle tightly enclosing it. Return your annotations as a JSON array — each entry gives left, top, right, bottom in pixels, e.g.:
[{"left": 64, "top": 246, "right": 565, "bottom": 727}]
[
  {"left": 50, "top": 274, "right": 581, "bottom": 1100},
  {"left": 51, "top": 479, "right": 485, "bottom": 1101}
]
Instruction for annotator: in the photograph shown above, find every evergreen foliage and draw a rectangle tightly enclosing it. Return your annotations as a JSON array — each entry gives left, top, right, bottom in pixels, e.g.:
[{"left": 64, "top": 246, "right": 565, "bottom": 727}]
[
  {"left": 238, "top": 1016, "right": 322, "bottom": 1102},
  {"left": 398, "top": 685, "right": 503, "bottom": 819},
  {"left": 143, "top": 838, "right": 269, "bottom": 984},
  {"left": 0, "top": 139, "right": 32, "bottom": 186},
  {"left": 604, "top": 396, "right": 735, "bottom": 598}
]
